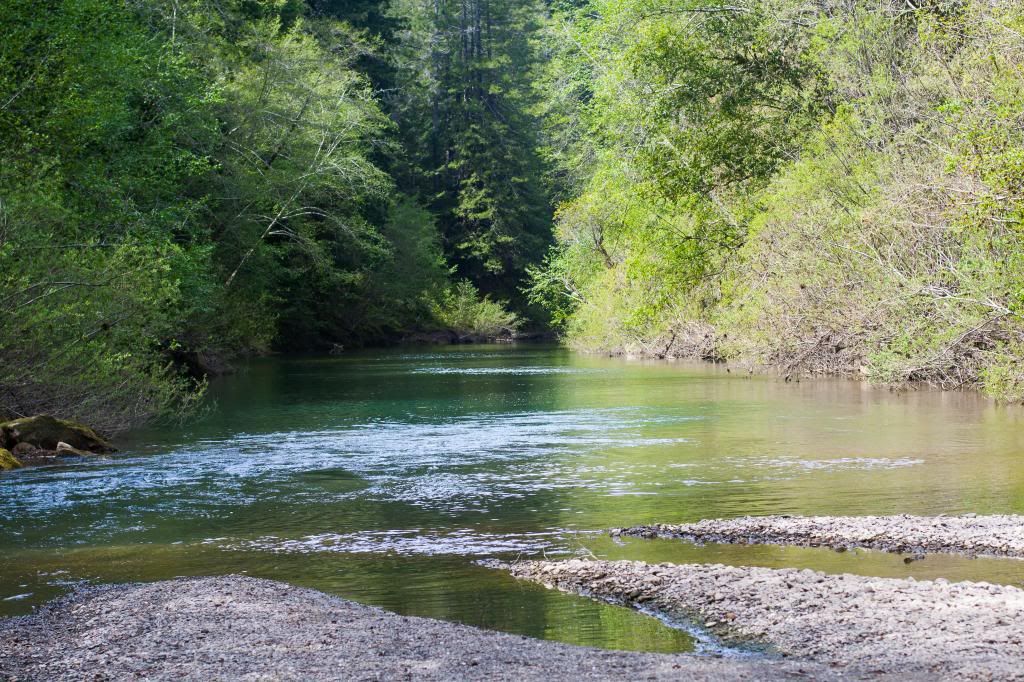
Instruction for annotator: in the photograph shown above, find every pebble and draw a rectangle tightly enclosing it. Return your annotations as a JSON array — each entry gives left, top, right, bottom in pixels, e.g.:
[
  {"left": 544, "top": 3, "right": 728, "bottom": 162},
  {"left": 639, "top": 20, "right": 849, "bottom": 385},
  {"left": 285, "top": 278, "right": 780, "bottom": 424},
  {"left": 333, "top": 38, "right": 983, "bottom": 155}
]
[
  {"left": 618, "top": 514, "right": 1024, "bottom": 559},
  {"left": 508, "top": 558, "right": 1024, "bottom": 679},
  {"left": 0, "top": 576, "right": 843, "bottom": 681}
]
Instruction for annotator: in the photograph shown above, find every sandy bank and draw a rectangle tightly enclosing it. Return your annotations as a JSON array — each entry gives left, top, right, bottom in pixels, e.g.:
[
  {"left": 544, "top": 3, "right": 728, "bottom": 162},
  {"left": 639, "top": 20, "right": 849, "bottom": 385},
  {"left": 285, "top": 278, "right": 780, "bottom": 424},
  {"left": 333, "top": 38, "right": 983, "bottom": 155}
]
[
  {"left": 616, "top": 514, "right": 1024, "bottom": 559},
  {"left": 0, "top": 575, "right": 837, "bottom": 681},
  {"left": 508, "top": 559, "right": 1024, "bottom": 679}
]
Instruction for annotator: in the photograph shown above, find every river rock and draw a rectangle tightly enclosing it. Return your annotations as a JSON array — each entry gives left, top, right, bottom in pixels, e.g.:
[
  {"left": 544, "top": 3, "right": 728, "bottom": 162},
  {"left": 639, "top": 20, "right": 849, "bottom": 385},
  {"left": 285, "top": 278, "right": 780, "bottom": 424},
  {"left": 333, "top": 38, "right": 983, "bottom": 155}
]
[
  {"left": 12, "top": 441, "right": 37, "bottom": 456},
  {"left": 0, "top": 447, "right": 23, "bottom": 470},
  {"left": 55, "top": 441, "right": 94, "bottom": 457},
  {"left": 0, "top": 415, "right": 114, "bottom": 453},
  {"left": 507, "top": 558, "right": 1024, "bottom": 678},
  {"left": 620, "top": 514, "right": 1024, "bottom": 559},
  {"left": 0, "top": 576, "right": 844, "bottom": 681}
]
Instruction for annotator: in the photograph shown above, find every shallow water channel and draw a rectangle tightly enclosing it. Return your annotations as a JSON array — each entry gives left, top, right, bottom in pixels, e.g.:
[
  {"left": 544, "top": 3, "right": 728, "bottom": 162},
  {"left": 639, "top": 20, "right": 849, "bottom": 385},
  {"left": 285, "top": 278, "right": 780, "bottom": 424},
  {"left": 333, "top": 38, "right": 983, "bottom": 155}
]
[{"left": 3, "top": 344, "right": 1024, "bottom": 652}]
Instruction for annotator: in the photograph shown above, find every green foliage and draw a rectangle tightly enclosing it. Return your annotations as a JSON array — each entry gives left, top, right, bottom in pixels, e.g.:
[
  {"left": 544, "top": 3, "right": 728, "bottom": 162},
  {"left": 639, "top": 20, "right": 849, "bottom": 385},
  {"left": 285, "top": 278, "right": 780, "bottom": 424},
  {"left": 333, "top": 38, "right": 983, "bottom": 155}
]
[
  {"left": 0, "top": 0, "right": 452, "bottom": 429},
  {"left": 524, "top": 254, "right": 582, "bottom": 332},
  {"left": 535, "top": 0, "right": 1024, "bottom": 399},
  {"left": 432, "top": 281, "right": 519, "bottom": 338},
  {"left": 980, "top": 344, "right": 1024, "bottom": 403},
  {"left": 358, "top": 197, "right": 450, "bottom": 333},
  {"left": 714, "top": 2, "right": 1024, "bottom": 390},
  {"left": 387, "top": 0, "right": 553, "bottom": 305},
  {"left": 535, "top": 0, "right": 824, "bottom": 353},
  {"left": 197, "top": 9, "right": 396, "bottom": 351},
  {"left": 0, "top": 0, "right": 215, "bottom": 430}
]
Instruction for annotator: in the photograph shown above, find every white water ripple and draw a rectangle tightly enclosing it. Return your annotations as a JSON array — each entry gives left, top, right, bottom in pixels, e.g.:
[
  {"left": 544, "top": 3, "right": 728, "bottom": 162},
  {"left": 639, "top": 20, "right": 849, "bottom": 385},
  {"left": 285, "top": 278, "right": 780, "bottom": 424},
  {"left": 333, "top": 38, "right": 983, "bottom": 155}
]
[
  {"left": 0, "top": 408, "right": 692, "bottom": 520},
  {"left": 219, "top": 529, "right": 564, "bottom": 557}
]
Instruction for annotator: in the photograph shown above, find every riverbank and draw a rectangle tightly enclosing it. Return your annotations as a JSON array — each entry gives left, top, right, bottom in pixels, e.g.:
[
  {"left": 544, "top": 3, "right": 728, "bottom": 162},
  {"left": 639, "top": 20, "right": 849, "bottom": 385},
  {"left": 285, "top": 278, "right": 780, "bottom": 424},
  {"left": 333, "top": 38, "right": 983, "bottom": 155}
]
[
  {"left": 0, "top": 576, "right": 839, "bottom": 681},
  {"left": 616, "top": 514, "right": 1024, "bottom": 559},
  {"left": 507, "top": 559, "right": 1024, "bottom": 679}
]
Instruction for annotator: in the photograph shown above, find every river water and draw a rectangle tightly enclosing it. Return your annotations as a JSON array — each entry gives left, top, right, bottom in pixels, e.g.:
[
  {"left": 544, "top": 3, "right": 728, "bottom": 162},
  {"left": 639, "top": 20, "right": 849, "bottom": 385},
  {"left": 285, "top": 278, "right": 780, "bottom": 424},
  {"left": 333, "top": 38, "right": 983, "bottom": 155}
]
[{"left": 2, "top": 345, "right": 1024, "bottom": 651}]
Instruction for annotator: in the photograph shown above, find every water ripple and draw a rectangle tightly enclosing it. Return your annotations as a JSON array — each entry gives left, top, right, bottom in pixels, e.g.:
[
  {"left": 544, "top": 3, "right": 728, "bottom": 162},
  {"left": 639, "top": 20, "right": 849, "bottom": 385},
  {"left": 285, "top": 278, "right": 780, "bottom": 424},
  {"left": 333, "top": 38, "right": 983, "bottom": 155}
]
[
  {"left": 411, "top": 366, "right": 594, "bottom": 375},
  {"left": 219, "top": 529, "right": 564, "bottom": 557},
  {"left": 0, "top": 408, "right": 693, "bottom": 532}
]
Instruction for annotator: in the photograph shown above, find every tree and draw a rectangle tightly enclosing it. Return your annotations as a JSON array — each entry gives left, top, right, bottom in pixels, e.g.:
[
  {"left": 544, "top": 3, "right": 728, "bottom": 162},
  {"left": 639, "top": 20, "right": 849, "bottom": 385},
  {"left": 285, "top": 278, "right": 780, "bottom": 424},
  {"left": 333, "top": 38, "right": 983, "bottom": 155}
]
[
  {"left": 388, "top": 0, "right": 553, "bottom": 306},
  {"left": 0, "top": 0, "right": 453, "bottom": 429},
  {"left": 0, "top": 0, "right": 216, "bottom": 429}
]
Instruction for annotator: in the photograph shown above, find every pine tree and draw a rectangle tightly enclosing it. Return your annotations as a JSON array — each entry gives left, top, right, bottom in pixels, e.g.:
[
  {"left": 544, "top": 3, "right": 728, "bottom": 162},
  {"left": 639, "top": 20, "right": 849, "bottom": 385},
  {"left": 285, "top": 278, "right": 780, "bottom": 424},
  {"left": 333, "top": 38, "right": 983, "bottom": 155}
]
[{"left": 389, "top": 0, "right": 552, "bottom": 305}]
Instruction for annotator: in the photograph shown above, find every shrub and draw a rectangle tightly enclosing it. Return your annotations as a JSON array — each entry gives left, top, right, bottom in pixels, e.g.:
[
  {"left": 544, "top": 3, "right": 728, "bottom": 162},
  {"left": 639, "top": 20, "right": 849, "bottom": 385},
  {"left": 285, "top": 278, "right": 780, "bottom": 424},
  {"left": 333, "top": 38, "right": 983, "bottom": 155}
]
[{"left": 432, "top": 281, "right": 520, "bottom": 338}]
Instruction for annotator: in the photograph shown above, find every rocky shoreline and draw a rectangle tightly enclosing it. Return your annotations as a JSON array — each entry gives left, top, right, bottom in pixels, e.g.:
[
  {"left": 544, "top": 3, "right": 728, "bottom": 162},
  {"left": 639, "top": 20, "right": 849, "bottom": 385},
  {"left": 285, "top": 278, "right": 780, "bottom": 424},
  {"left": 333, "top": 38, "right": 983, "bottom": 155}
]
[
  {"left": 7, "top": 514, "right": 1024, "bottom": 679},
  {"left": 615, "top": 514, "right": 1024, "bottom": 559},
  {"left": 0, "top": 415, "right": 114, "bottom": 470},
  {"left": 507, "top": 559, "right": 1024, "bottom": 679},
  {"left": 0, "top": 576, "right": 839, "bottom": 681}
]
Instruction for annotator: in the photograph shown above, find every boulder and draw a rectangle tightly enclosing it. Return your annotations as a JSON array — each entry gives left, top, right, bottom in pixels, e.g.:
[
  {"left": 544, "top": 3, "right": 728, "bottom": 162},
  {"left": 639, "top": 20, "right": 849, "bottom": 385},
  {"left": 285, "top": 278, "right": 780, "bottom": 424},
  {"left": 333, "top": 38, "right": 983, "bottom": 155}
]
[
  {"left": 0, "top": 448, "right": 23, "bottom": 471},
  {"left": 0, "top": 415, "right": 114, "bottom": 454},
  {"left": 11, "top": 441, "right": 37, "bottom": 456}
]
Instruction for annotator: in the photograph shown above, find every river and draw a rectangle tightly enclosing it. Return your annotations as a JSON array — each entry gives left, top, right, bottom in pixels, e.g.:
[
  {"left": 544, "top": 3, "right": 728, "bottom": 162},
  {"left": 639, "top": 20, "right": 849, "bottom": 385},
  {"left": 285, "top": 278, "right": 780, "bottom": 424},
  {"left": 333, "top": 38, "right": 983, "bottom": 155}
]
[{"left": 2, "top": 344, "right": 1024, "bottom": 652}]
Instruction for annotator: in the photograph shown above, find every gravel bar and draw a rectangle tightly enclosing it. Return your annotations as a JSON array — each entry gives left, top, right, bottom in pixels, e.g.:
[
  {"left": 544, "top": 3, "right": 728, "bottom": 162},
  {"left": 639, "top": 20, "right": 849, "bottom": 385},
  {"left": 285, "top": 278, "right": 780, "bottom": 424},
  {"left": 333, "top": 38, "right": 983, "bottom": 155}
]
[
  {"left": 0, "top": 575, "right": 841, "bottom": 681},
  {"left": 615, "top": 514, "right": 1024, "bottom": 558},
  {"left": 507, "top": 559, "right": 1024, "bottom": 679}
]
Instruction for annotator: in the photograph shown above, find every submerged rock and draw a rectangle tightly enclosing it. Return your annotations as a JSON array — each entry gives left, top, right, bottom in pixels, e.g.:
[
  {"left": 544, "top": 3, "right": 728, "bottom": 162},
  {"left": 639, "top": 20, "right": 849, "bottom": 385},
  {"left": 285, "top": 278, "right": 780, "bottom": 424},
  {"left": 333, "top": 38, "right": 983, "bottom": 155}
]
[
  {"left": 0, "top": 415, "right": 114, "bottom": 454},
  {"left": 0, "top": 447, "right": 23, "bottom": 470}
]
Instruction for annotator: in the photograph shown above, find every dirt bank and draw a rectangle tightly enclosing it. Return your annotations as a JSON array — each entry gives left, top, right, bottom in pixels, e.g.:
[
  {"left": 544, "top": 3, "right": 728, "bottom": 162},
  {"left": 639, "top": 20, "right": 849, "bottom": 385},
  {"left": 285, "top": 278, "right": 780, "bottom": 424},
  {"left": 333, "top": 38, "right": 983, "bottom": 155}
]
[
  {"left": 507, "top": 559, "right": 1024, "bottom": 679},
  {"left": 616, "top": 514, "right": 1024, "bottom": 559},
  {"left": 0, "top": 575, "right": 839, "bottom": 681}
]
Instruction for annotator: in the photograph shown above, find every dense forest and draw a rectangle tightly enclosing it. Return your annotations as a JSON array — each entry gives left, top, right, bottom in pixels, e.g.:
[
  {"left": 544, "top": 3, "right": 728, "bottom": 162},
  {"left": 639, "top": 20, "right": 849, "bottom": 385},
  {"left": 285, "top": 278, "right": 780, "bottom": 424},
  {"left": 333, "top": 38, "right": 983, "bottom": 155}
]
[
  {"left": 3, "top": 0, "right": 1024, "bottom": 431},
  {"left": 533, "top": 0, "right": 1024, "bottom": 401}
]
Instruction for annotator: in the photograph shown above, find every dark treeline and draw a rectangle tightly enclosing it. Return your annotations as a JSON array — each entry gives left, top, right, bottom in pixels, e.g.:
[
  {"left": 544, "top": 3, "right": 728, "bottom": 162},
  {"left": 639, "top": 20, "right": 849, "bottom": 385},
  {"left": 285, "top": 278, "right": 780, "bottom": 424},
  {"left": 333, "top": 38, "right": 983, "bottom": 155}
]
[
  {"left": 0, "top": 0, "right": 548, "bottom": 430},
  {"left": 311, "top": 0, "right": 552, "bottom": 299}
]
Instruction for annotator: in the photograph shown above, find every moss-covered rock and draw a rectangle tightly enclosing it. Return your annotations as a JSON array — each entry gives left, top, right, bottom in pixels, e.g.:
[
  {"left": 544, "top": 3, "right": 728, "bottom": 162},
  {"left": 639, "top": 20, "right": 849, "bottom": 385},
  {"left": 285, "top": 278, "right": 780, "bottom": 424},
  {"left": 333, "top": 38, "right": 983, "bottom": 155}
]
[
  {"left": 0, "top": 415, "right": 114, "bottom": 453},
  {"left": 0, "top": 448, "right": 23, "bottom": 471}
]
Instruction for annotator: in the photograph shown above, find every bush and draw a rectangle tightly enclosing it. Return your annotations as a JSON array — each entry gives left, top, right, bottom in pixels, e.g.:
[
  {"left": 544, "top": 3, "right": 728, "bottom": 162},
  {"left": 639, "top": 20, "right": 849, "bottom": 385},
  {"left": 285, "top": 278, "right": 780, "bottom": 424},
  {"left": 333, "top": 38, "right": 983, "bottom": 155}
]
[{"left": 432, "top": 281, "right": 520, "bottom": 338}]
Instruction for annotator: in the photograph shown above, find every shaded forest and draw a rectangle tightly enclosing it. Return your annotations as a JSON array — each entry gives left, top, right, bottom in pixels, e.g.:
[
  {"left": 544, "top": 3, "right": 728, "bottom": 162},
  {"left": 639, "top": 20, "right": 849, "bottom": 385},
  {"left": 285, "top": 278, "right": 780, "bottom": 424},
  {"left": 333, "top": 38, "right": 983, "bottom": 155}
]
[{"left": 1, "top": 0, "right": 550, "bottom": 430}]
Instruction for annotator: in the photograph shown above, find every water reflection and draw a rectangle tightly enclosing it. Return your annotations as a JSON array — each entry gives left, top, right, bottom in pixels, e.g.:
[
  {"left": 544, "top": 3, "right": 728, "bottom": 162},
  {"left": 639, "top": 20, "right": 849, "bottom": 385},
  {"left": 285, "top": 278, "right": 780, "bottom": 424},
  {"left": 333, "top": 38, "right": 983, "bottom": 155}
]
[{"left": 2, "top": 344, "right": 1024, "bottom": 651}]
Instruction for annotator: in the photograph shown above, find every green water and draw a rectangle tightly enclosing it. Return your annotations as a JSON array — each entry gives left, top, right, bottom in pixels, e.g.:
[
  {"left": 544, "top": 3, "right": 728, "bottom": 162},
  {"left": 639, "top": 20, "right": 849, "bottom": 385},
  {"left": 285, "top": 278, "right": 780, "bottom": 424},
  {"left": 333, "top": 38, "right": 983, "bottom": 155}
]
[{"left": 3, "top": 344, "right": 1024, "bottom": 652}]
